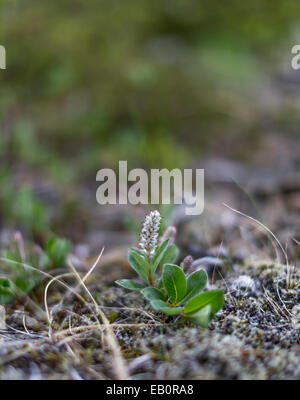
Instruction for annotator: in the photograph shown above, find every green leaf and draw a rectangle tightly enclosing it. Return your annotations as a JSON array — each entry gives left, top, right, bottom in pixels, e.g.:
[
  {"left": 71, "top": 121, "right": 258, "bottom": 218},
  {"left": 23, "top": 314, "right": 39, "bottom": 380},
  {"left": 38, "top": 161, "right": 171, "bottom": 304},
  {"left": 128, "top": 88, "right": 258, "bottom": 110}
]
[
  {"left": 128, "top": 249, "right": 150, "bottom": 284},
  {"left": 3, "top": 250, "right": 22, "bottom": 264},
  {"left": 132, "top": 248, "right": 147, "bottom": 257},
  {"left": 142, "top": 287, "right": 166, "bottom": 301},
  {"left": 0, "top": 278, "right": 14, "bottom": 295},
  {"left": 115, "top": 279, "right": 145, "bottom": 291},
  {"left": 157, "top": 276, "right": 164, "bottom": 289},
  {"left": 151, "top": 239, "right": 170, "bottom": 273},
  {"left": 181, "top": 269, "right": 208, "bottom": 303},
  {"left": 162, "top": 264, "right": 187, "bottom": 305},
  {"left": 0, "top": 278, "right": 17, "bottom": 304},
  {"left": 45, "top": 236, "right": 71, "bottom": 268},
  {"left": 14, "top": 273, "right": 35, "bottom": 292},
  {"left": 184, "top": 304, "right": 212, "bottom": 327},
  {"left": 150, "top": 299, "right": 183, "bottom": 315},
  {"left": 160, "top": 244, "right": 179, "bottom": 266},
  {"left": 184, "top": 289, "right": 224, "bottom": 315}
]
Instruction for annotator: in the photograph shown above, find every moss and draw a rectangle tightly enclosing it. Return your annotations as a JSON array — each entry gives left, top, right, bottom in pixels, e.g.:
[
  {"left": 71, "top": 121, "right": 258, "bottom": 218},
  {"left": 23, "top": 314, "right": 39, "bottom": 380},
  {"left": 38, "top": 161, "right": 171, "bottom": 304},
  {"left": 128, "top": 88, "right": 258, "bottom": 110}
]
[{"left": 1, "top": 260, "right": 300, "bottom": 379}]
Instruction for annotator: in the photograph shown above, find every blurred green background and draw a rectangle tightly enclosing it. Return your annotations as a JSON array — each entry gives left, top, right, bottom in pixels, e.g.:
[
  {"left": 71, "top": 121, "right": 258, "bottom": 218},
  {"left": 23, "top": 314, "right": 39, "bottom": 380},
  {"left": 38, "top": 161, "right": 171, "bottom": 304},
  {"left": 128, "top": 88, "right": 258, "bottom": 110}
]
[{"left": 1, "top": 0, "right": 300, "bottom": 239}]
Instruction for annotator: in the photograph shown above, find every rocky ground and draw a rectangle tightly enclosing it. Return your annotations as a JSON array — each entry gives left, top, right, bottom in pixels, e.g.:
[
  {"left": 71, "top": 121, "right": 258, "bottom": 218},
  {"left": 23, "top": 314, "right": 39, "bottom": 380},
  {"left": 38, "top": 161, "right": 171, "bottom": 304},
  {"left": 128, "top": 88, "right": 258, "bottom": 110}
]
[
  {"left": 2, "top": 131, "right": 300, "bottom": 380},
  {"left": 1, "top": 245, "right": 300, "bottom": 380}
]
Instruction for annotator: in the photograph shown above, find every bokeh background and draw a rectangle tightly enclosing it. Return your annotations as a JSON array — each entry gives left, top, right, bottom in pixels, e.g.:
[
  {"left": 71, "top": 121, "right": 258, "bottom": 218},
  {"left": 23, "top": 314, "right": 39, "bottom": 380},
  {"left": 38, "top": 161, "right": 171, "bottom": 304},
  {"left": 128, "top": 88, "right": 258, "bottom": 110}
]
[{"left": 1, "top": 0, "right": 300, "bottom": 255}]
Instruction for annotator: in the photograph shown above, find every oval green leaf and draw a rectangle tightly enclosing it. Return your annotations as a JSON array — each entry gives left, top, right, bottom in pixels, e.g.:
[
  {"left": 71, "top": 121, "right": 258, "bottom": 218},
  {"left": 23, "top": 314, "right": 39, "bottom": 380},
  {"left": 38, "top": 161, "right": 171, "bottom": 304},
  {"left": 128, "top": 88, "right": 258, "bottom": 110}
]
[
  {"left": 181, "top": 269, "right": 208, "bottom": 303},
  {"left": 142, "top": 287, "right": 166, "bottom": 301},
  {"left": 151, "top": 239, "right": 170, "bottom": 273},
  {"left": 160, "top": 244, "right": 179, "bottom": 266},
  {"left": 128, "top": 249, "right": 149, "bottom": 284},
  {"left": 184, "top": 289, "right": 224, "bottom": 315},
  {"left": 115, "top": 279, "right": 145, "bottom": 291},
  {"left": 150, "top": 299, "right": 183, "bottom": 315},
  {"left": 162, "top": 264, "right": 187, "bottom": 305},
  {"left": 184, "top": 304, "right": 212, "bottom": 327}
]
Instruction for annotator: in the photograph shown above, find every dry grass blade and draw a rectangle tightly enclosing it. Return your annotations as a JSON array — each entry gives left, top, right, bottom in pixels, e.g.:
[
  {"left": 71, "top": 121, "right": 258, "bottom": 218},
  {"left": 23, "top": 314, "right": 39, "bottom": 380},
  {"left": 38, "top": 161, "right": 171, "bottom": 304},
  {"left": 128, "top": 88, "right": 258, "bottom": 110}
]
[
  {"left": 223, "top": 204, "right": 291, "bottom": 287},
  {"left": 61, "top": 247, "right": 105, "bottom": 304},
  {"left": 0, "top": 257, "right": 88, "bottom": 306},
  {"left": 56, "top": 322, "right": 160, "bottom": 338},
  {"left": 67, "top": 253, "right": 129, "bottom": 380},
  {"left": 263, "top": 287, "right": 290, "bottom": 320},
  {"left": 44, "top": 272, "right": 87, "bottom": 325}
]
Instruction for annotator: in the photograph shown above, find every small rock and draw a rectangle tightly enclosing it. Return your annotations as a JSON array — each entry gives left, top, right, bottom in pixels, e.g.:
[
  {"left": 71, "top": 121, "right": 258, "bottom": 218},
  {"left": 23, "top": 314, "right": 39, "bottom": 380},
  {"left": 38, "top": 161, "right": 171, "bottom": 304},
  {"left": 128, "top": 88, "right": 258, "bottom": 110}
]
[
  {"left": 10, "top": 311, "right": 40, "bottom": 331},
  {"left": 230, "top": 275, "right": 257, "bottom": 296}
]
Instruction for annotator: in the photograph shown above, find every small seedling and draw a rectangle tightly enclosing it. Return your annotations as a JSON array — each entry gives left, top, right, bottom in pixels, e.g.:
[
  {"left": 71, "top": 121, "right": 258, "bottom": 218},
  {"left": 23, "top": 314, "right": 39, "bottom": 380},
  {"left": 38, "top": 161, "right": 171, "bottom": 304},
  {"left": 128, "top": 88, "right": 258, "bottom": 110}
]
[
  {"left": 1, "top": 232, "right": 45, "bottom": 303},
  {"left": 0, "top": 233, "right": 71, "bottom": 305},
  {"left": 116, "top": 210, "right": 224, "bottom": 327},
  {"left": 44, "top": 236, "right": 72, "bottom": 269}
]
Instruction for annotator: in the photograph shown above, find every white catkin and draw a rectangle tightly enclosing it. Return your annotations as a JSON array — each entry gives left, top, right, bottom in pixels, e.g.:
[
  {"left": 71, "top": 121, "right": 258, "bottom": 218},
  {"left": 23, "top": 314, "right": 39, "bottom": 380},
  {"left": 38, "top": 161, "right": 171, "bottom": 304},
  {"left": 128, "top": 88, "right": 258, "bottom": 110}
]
[{"left": 139, "top": 210, "right": 161, "bottom": 259}]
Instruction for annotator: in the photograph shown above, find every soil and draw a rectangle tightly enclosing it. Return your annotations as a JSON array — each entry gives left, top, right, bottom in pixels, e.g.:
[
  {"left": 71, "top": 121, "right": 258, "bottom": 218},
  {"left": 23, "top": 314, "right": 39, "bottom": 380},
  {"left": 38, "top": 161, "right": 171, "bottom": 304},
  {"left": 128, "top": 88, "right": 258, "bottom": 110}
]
[
  {"left": 1, "top": 250, "right": 300, "bottom": 380},
  {"left": 1, "top": 134, "right": 300, "bottom": 380}
]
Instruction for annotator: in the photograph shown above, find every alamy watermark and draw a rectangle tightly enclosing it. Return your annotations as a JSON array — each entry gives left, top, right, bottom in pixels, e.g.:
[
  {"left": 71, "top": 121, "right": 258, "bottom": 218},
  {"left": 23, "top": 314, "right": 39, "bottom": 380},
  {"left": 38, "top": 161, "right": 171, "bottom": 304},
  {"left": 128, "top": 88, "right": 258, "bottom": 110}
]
[
  {"left": 0, "top": 45, "right": 6, "bottom": 69},
  {"left": 96, "top": 161, "right": 204, "bottom": 215},
  {"left": 291, "top": 45, "right": 300, "bottom": 70}
]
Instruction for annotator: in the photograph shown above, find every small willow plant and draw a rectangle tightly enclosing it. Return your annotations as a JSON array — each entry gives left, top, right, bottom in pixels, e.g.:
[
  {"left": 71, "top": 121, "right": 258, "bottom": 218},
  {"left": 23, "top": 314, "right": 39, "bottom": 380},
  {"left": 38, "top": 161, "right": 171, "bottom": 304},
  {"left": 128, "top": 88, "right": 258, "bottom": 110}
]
[{"left": 116, "top": 210, "right": 224, "bottom": 327}]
